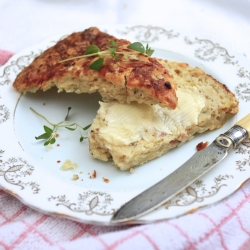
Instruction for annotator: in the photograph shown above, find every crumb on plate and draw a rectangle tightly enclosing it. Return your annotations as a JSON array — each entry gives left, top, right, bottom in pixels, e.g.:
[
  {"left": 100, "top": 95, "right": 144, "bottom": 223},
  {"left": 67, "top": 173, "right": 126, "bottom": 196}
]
[
  {"left": 89, "top": 170, "right": 97, "bottom": 179},
  {"left": 72, "top": 174, "right": 79, "bottom": 180},
  {"left": 60, "top": 159, "right": 78, "bottom": 170},
  {"left": 103, "top": 177, "right": 109, "bottom": 183},
  {"left": 196, "top": 141, "right": 209, "bottom": 151}
]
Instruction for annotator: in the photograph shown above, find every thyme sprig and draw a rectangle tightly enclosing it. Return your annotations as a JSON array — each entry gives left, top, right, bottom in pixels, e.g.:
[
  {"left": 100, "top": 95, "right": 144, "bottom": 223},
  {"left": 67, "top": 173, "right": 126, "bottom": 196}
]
[
  {"left": 60, "top": 40, "right": 154, "bottom": 70},
  {"left": 31, "top": 107, "right": 91, "bottom": 146}
]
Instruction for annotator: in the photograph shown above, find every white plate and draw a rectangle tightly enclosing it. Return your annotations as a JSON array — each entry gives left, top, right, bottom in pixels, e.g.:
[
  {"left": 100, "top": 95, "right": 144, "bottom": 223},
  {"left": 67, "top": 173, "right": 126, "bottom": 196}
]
[{"left": 0, "top": 25, "right": 250, "bottom": 225}]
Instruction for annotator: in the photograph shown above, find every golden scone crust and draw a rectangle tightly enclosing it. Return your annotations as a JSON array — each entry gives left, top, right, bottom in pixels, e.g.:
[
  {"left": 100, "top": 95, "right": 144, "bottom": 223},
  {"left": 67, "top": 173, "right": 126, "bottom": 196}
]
[{"left": 13, "top": 27, "right": 177, "bottom": 109}]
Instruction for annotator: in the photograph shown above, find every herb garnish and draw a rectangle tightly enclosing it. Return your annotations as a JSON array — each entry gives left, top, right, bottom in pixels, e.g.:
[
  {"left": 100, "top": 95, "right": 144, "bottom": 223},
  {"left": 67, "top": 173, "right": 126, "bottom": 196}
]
[
  {"left": 127, "top": 42, "right": 154, "bottom": 56},
  {"left": 60, "top": 40, "right": 154, "bottom": 71},
  {"left": 31, "top": 107, "right": 91, "bottom": 146},
  {"left": 88, "top": 58, "right": 104, "bottom": 71}
]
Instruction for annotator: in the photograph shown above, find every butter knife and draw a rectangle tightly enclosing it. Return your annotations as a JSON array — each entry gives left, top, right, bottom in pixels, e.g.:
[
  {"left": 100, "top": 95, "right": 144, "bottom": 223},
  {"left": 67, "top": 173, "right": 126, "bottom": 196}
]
[{"left": 111, "top": 114, "right": 250, "bottom": 223}]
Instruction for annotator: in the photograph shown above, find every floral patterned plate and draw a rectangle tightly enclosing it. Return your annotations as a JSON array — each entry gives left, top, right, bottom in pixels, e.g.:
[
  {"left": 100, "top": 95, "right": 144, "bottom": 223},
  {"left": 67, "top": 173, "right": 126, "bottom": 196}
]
[{"left": 0, "top": 25, "right": 250, "bottom": 225}]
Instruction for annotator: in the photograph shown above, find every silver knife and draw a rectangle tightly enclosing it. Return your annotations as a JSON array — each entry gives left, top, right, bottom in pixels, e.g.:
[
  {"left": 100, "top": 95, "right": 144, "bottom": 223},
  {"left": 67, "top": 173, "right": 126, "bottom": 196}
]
[{"left": 111, "top": 114, "right": 250, "bottom": 223}]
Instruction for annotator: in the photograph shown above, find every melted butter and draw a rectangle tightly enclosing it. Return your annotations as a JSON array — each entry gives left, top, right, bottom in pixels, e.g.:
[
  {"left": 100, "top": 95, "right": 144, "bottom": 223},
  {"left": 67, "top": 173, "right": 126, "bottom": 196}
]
[{"left": 99, "top": 88, "right": 205, "bottom": 145}]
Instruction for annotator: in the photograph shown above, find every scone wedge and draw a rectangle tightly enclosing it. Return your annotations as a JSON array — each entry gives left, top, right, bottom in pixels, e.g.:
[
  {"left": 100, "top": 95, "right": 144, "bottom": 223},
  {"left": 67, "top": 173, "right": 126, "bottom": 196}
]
[
  {"left": 89, "top": 60, "right": 239, "bottom": 171},
  {"left": 13, "top": 27, "right": 177, "bottom": 109}
]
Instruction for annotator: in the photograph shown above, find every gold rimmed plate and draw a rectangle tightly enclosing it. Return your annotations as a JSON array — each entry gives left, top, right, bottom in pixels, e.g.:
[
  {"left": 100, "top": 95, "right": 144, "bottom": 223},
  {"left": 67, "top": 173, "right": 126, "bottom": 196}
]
[{"left": 0, "top": 25, "right": 249, "bottom": 225}]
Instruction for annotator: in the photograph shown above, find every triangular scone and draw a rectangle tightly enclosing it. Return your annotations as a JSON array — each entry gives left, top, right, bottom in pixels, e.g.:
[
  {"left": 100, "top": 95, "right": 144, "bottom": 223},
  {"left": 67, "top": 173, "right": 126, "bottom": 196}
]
[
  {"left": 89, "top": 60, "right": 239, "bottom": 171},
  {"left": 13, "top": 27, "right": 177, "bottom": 109}
]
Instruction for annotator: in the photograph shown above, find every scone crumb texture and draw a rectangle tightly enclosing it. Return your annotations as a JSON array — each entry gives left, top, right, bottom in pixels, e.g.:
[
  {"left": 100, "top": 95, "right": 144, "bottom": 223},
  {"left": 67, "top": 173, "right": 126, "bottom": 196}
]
[
  {"left": 196, "top": 141, "right": 209, "bottom": 151},
  {"left": 103, "top": 177, "right": 110, "bottom": 183},
  {"left": 89, "top": 170, "right": 97, "bottom": 179},
  {"left": 72, "top": 174, "right": 79, "bottom": 180},
  {"left": 60, "top": 159, "right": 78, "bottom": 170}
]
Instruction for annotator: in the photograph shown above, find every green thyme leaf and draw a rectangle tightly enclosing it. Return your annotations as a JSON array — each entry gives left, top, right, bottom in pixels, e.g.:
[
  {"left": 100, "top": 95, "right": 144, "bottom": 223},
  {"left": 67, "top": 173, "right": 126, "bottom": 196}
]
[
  {"left": 44, "top": 125, "right": 53, "bottom": 134},
  {"left": 108, "top": 48, "right": 119, "bottom": 61},
  {"left": 83, "top": 124, "right": 91, "bottom": 130},
  {"left": 145, "top": 44, "right": 154, "bottom": 56},
  {"left": 60, "top": 40, "right": 153, "bottom": 69},
  {"left": 146, "top": 49, "right": 154, "bottom": 56},
  {"left": 50, "top": 138, "right": 56, "bottom": 144},
  {"left": 65, "top": 126, "right": 77, "bottom": 131},
  {"left": 127, "top": 42, "right": 145, "bottom": 53},
  {"left": 109, "top": 40, "right": 118, "bottom": 48},
  {"left": 84, "top": 45, "right": 100, "bottom": 55},
  {"left": 32, "top": 107, "right": 91, "bottom": 146},
  {"left": 108, "top": 40, "right": 119, "bottom": 61},
  {"left": 35, "top": 133, "right": 51, "bottom": 140},
  {"left": 89, "top": 58, "right": 104, "bottom": 70},
  {"left": 108, "top": 47, "right": 116, "bottom": 55},
  {"left": 65, "top": 107, "right": 71, "bottom": 120},
  {"left": 44, "top": 140, "right": 50, "bottom": 146},
  {"left": 80, "top": 136, "right": 87, "bottom": 142}
]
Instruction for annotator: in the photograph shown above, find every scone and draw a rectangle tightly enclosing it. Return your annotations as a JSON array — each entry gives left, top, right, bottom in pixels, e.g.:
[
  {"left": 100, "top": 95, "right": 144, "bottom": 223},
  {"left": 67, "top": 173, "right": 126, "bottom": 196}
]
[
  {"left": 13, "top": 27, "right": 177, "bottom": 109},
  {"left": 89, "top": 60, "right": 239, "bottom": 171}
]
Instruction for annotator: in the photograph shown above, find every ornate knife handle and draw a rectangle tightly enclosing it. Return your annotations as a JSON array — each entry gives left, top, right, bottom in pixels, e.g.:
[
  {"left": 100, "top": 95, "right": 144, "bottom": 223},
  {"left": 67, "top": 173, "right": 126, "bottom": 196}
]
[{"left": 216, "top": 114, "right": 250, "bottom": 149}]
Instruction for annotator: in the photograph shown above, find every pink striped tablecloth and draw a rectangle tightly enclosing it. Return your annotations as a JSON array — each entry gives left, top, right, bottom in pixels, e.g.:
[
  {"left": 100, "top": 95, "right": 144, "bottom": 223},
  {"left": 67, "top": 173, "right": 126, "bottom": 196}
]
[{"left": 1, "top": 50, "right": 250, "bottom": 250}]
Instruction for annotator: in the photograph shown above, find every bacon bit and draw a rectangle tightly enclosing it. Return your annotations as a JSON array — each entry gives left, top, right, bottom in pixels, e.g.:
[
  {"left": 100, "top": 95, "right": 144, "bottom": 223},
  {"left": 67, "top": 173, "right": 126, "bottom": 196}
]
[
  {"left": 56, "top": 134, "right": 59, "bottom": 138},
  {"left": 72, "top": 174, "right": 79, "bottom": 180},
  {"left": 196, "top": 141, "right": 209, "bottom": 151},
  {"left": 103, "top": 177, "right": 109, "bottom": 183},
  {"left": 57, "top": 160, "right": 61, "bottom": 163},
  {"left": 57, "top": 144, "right": 60, "bottom": 147},
  {"left": 89, "top": 170, "right": 97, "bottom": 179}
]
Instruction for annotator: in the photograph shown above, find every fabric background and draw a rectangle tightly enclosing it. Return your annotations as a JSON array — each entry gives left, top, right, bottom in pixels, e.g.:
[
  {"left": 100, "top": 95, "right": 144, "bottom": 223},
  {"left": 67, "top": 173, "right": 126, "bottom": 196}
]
[{"left": 0, "top": 0, "right": 250, "bottom": 249}]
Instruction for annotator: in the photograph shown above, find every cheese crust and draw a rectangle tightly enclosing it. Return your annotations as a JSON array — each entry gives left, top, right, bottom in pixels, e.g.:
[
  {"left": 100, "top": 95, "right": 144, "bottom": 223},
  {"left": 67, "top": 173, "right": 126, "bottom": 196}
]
[{"left": 13, "top": 27, "right": 177, "bottom": 109}]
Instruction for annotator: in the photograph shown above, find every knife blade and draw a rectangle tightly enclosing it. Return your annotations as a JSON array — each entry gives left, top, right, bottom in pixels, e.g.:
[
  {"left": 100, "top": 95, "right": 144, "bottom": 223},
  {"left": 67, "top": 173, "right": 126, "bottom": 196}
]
[{"left": 111, "top": 113, "right": 250, "bottom": 223}]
